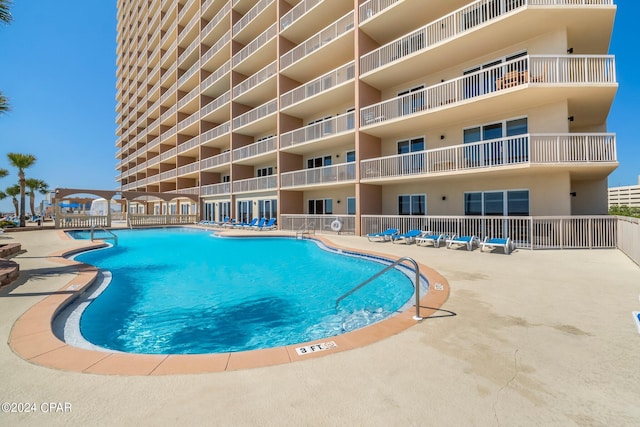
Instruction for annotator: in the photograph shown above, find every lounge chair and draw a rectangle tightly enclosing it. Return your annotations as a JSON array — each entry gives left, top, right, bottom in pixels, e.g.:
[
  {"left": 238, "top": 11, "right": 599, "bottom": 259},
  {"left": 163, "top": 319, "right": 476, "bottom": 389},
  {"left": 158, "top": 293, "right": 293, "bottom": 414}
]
[
  {"left": 367, "top": 228, "right": 399, "bottom": 242},
  {"left": 415, "top": 232, "right": 449, "bottom": 248},
  {"left": 446, "top": 235, "right": 479, "bottom": 251},
  {"left": 254, "top": 217, "right": 276, "bottom": 231},
  {"left": 235, "top": 218, "right": 258, "bottom": 228},
  {"left": 481, "top": 237, "right": 513, "bottom": 254},
  {"left": 391, "top": 229, "right": 424, "bottom": 244}
]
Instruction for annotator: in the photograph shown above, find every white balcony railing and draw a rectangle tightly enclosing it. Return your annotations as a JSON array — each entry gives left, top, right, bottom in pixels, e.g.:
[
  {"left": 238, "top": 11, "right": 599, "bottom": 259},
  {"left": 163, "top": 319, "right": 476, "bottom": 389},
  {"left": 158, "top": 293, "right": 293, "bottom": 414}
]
[
  {"left": 280, "top": 163, "right": 356, "bottom": 188},
  {"left": 160, "top": 169, "right": 177, "bottom": 180},
  {"left": 178, "top": 162, "right": 199, "bottom": 176},
  {"left": 232, "top": 23, "right": 277, "bottom": 67},
  {"left": 280, "top": 214, "right": 357, "bottom": 234},
  {"left": 232, "top": 136, "right": 277, "bottom": 161},
  {"left": 177, "top": 112, "right": 198, "bottom": 132},
  {"left": 359, "top": 0, "right": 400, "bottom": 23},
  {"left": 178, "top": 60, "right": 200, "bottom": 87},
  {"left": 160, "top": 147, "right": 177, "bottom": 162},
  {"left": 201, "top": 182, "right": 231, "bottom": 196},
  {"left": 200, "top": 90, "right": 231, "bottom": 117},
  {"left": 202, "top": 30, "right": 231, "bottom": 64},
  {"left": 280, "top": 0, "right": 322, "bottom": 31},
  {"left": 280, "top": 61, "right": 355, "bottom": 108},
  {"left": 360, "top": 133, "right": 616, "bottom": 180},
  {"left": 201, "top": 121, "right": 230, "bottom": 145},
  {"left": 202, "top": 2, "right": 231, "bottom": 39},
  {"left": 233, "top": 175, "right": 277, "bottom": 193},
  {"left": 360, "top": 0, "right": 614, "bottom": 74},
  {"left": 201, "top": 60, "right": 231, "bottom": 92},
  {"left": 232, "top": 60, "right": 277, "bottom": 98},
  {"left": 361, "top": 55, "right": 616, "bottom": 126},
  {"left": 233, "top": 0, "right": 273, "bottom": 36},
  {"left": 177, "top": 135, "right": 200, "bottom": 154},
  {"left": 280, "top": 113, "right": 355, "bottom": 149},
  {"left": 280, "top": 11, "right": 354, "bottom": 69},
  {"left": 232, "top": 99, "right": 277, "bottom": 129},
  {"left": 200, "top": 151, "right": 230, "bottom": 170},
  {"left": 177, "top": 85, "right": 200, "bottom": 109}
]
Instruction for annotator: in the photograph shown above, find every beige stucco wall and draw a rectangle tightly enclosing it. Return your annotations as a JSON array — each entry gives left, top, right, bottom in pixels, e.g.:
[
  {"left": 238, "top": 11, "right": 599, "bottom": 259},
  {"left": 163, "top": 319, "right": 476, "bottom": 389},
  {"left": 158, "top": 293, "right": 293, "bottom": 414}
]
[{"left": 571, "top": 178, "right": 609, "bottom": 215}]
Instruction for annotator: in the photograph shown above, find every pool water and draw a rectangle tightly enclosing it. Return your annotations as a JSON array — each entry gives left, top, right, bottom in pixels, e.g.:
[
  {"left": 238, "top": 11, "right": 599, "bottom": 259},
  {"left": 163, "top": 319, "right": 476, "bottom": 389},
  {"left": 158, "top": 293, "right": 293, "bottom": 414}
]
[{"left": 67, "top": 228, "right": 418, "bottom": 354}]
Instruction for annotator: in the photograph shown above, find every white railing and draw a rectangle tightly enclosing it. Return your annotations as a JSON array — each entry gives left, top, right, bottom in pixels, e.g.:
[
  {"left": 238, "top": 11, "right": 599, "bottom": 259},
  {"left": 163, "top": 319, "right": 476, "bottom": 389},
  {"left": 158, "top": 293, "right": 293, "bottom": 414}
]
[
  {"left": 57, "top": 215, "right": 109, "bottom": 229},
  {"left": 129, "top": 214, "right": 198, "bottom": 226},
  {"left": 177, "top": 60, "right": 200, "bottom": 87},
  {"left": 616, "top": 216, "right": 640, "bottom": 266},
  {"left": 233, "top": 0, "right": 273, "bottom": 35},
  {"left": 232, "top": 136, "right": 277, "bottom": 161},
  {"left": 280, "top": 214, "right": 357, "bottom": 234},
  {"left": 178, "top": 9, "right": 199, "bottom": 42},
  {"left": 178, "top": 37, "right": 199, "bottom": 65},
  {"left": 200, "top": 60, "right": 231, "bottom": 92},
  {"left": 177, "top": 135, "right": 200, "bottom": 154},
  {"left": 361, "top": 215, "right": 618, "bottom": 249},
  {"left": 360, "top": 0, "right": 613, "bottom": 74},
  {"left": 280, "top": 61, "right": 355, "bottom": 108},
  {"left": 202, "top": 30, "right": 231, "bottom": 64},
  {"left": 201, "top": 182, "right": 231, "bottom": 196},
  {"left": 360, "top": 133, "right": 616, "bottom": 179},
  {"left": 178, "top": 0, "right": 196, "bottom": 21},
  {"left": 233, "top": 175, "right": 278, "bottom": 193},
  {"left": 280, "top": 0, "right": 321, "bottom": 31},
  {"left": 232, "top": 99, "right": 277, "bottom": 129},
  {"left": 160, "top": 169, "right": 177, "bottom": 180},
  {"left": 200, "top": 90, "right": 230, "bottom": 117},
  {"left": 280, "top": 11, "right": 355, "bottom": 69},
  {"left": 281, "top": 163, "right": 356, "bottom": 188},
  {"left": 160, "top": 147, "right": 177, "bottom": 162},
  {"left": 177, "top": 85, "right": 200, "bottom": 109},
  {"left": 280, "top": 113, "right": 356, "bottom": 149},
  {"left": 232, "top": 23, "right": 277, "bottom": 67},
  {"left": 160, "top": 125, "right": 177, "bottom": 142},
  {"left": 160, "top": 82, "right": 177, "bottom": 104},
  {"left": 201, "top": 121, "right": 230, "bottom": 145},
  {"left": 160, "top": 105, "right": 177, "bottom": 122},
  {"left": 361, "top": 55, "right": 616, "bottom": 126},
  {"left": 202, "top": 2, "right": 231, "bottom": 39},
  {"left": 232, "top": 61, "right": 277, "bottom": 98},
  {"left": 200, "top": 151, "right": 230, "bottom": 169},
  {"left": 176, "top": 187, "right": 199, "bottom": 195},
  {"left": 178, "top": 162, "right": 199, "bottom": 176},
  {"left": 359, "top": 0, "right": 400, "bottom": 23},
  {"left": 177, "top": 112, "right": 198, "bottom": 132}
]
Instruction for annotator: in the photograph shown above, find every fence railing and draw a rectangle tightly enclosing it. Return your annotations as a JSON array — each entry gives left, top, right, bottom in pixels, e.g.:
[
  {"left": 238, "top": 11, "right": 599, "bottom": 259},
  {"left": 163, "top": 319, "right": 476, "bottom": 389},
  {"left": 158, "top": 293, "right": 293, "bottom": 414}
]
[
  {"left": 280, "top": 113, "right": 356, "bottom": 149},
  {"left": 232, "top": 23, "right": 277, "bottom": 67},
  {"left": 201, "top": 121, "right": 230, "bottom": 145},
  {"left": 232, "top": 136, "right": 277, "bottom": 161},
  {"left": 280, "top": 163, "right": 356, "bottom": 188},
  {"left": 280, "top": 0, "right": 322, "bottom": 31},
  {"left": 233, "top": 175, "right": 278, "bottom": 193},
  {"left": 200, "top": 151, "right": 230, "bottom": 170},
  {"left": 359, "top": 0, "right": 401, "bottom": 23},
  {"left": 616, "top": 216, "right": 640, "bottom": 266},
  {"left": 129, "top": 214, "right": 198, "bottom": 226},
  {"left": 360, "top": 133, "right": 616, "bottom": 179},
  {"left": 233, "top": 0, "right": 273, "bottom": 36},
  {"left": 56, "top": 215, "right": 109, "bottom": 229},
  {"left": 232, "top": 61, "right": 277, "bottom": 98},
  {"left": 201, "top": 182, "right": 230, "bottom": 196},
  {"left": 280, "top": 61, "right": 355, "bottom": 108},
  {"left": 280, "top": 214, "right": 357, "bottom": 234},
  {"left": 232, "top": 99, "right": 277, "bottom": 129},
  {"left": 361, "top": 55, "right": 616, "bottom": 126}
]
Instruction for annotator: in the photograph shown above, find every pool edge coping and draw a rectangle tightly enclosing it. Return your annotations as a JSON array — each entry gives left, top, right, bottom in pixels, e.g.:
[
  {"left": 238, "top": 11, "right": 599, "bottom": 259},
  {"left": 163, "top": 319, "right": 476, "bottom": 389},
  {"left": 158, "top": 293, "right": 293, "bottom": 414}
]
[{"left": 8, "top": 231, "right": 450, "bottom": 376}]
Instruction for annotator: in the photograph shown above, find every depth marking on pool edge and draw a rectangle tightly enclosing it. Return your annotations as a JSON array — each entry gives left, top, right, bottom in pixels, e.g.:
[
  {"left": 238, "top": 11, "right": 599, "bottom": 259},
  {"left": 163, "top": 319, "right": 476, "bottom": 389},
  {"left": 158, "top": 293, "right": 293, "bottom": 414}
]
[{"left": 295, "top": 341, "right": 337, "bottom": 356}]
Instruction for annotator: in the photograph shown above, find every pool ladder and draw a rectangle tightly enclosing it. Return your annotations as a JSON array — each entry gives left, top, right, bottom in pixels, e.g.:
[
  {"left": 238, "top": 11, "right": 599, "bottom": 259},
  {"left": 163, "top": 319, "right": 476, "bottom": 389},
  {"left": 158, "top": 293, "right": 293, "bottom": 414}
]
[
  {"left": 90, "top": 225, "right": 118, "bottom": 246},
  {"left": 335, "top": 256, "right": 423, "bottom": 320},
  {"left": 295, "top": 221, "right": 315, "bottom": 240}
]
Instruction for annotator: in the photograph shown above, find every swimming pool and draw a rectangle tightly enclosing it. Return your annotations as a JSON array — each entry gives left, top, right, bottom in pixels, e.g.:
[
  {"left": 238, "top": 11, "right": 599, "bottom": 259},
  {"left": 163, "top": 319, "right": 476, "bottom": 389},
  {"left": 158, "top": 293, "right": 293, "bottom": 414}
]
[{"left": 60, "top": 228, "right": 425, "bottom": 354}]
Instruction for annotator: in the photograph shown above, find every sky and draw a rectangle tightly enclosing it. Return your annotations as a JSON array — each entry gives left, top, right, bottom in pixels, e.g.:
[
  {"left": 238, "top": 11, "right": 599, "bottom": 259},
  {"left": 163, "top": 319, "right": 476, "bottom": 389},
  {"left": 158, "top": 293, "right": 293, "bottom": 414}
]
[{"left": 0, "top": 1, "right": 638, "bottom": 214}]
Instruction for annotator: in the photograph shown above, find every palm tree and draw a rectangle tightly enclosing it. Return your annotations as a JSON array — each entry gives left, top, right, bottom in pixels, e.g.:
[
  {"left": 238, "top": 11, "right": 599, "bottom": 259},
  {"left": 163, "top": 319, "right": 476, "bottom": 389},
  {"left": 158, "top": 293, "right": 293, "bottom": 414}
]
[
  {"left": 0, "top": 91, "right": 8, "bottom": 114},
  {"left": 0, "top": 0, "right": 12, "bottom": 24},
  {"left": 7, "top": 153, "right": 36, "bottom": 227},
  {"left": 0, "top": 168, "right": 7, "bottom": 180},
  {"left": 25, "top": 178, "right": 49, "bottom": 218},
  {"left": 5, "top": 185, "right": 19, "bottom": 217}
]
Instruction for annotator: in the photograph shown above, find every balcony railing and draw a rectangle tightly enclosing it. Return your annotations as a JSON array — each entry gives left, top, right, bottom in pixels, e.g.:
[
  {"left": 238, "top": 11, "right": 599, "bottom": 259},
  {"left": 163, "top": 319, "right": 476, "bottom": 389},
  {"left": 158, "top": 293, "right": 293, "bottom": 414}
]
[
  {"left": 232, "top": 23, "right": 277, "bottom": 67},
  {"left": 178, "top": 85, "right": 200, "bottom": 109},
  {"left": 360, "top": 133, "right": 616, "bottom": 179},
  {"left": 359, "top": 0, "right": 400, "bottom": 23},
  {"left": 160, "top": 169, "right": 177, "bottom": 180},
  {"left": 232, "top": 99, "right": 277, "bottom": 129},
  {"left": 232, "top": 136, "right": 277, "bottom": 161},
  {"left": 200, "top": 151, "right": 230, "bottom": 169},
  {"left": 233, "top": 0, "right": 273, "bottom": 36},
  {"left": 160, "top": 147, "right": 177, "bottom": 162},
  {"left": 360, "top": 0, "right": 614, "bottom": 74},
  {"left": 233, "top": 175, "right": 277, "bottom": 193},
  {"left": 178, "top": 162, "right": 199, "bottom": 176},
  {"left": 280, "top": 163, "right": 356, "bottom": 188},
  {"left": 232, "top": 60, "right": 277, "bottom": 98},
  {"left": 202, "top": 30, "right": 231, "bottom": 64},
  {"left": 200, "top": 90, "right": 230, "bottom": 117},
  {"left": 280, "top": 214, "right": 357, "bottom": 234},
  {"left": 280, "top": 61, "right": 355, "bottom": 108},
  {"left": 201, "top": 121, "right": 230, "bottom": 145},
  {"left": 177, "top": 135, "right": 200, "bottom": 154},
  {"left": 360, "top": 55, "right": 616, "bottom": 126},
  {"left": 280, "top": 0, "right": 321, "bottom": 31},
  {"left": 201, "top": 60, "right": 231, "bottom": 92},
  {"left": 280, "top": 113, "right": 355, "bottom": 149},
  {"left": 280, "top": 11, "right": 354, "bottom": 69},
  {"left": 201, "top": 182, "right": 231, "bottom": 196},
  {"left": 178, "top": 60, "right": 200, "bottom": 87},
  {"left": 177, "top": 112, "right": 199, "bottom": 132},
  {"left": 202, "top": 2, "right": 231, "bottom": 39}
]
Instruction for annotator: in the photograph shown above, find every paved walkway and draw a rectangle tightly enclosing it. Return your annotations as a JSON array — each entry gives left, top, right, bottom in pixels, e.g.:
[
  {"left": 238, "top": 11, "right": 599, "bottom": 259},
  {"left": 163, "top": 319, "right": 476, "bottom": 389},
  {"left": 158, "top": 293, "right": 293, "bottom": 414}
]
[{"left": 1, "top": 229, "right": 639, "bottom": 426}]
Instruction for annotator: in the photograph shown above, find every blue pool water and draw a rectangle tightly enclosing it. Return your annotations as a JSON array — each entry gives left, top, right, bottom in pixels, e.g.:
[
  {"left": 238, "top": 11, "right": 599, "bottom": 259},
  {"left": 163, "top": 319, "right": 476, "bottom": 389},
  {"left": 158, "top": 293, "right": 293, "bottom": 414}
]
[{"left": 67, "top": 227, "right": 419, "bottom": 354}]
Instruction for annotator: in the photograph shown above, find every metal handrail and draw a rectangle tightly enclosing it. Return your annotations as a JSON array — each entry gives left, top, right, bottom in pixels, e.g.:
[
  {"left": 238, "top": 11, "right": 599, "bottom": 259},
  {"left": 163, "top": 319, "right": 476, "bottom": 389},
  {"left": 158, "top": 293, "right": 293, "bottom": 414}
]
[
  {"left": 90, "top": 225, "right": 118, "bottom": 246},
  {"left": 335, "top": 256, "right": 423, "bottom": 320},
  {"left": 295, "top": 221, "right": 315, "bottom": 239}
]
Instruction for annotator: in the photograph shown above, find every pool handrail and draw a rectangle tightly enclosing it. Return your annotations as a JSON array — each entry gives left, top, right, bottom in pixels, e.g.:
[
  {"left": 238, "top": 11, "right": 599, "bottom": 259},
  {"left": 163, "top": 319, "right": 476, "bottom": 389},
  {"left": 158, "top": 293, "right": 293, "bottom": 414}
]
[{"left": 335, "top": 256, "right": 423, "bottom": 320}]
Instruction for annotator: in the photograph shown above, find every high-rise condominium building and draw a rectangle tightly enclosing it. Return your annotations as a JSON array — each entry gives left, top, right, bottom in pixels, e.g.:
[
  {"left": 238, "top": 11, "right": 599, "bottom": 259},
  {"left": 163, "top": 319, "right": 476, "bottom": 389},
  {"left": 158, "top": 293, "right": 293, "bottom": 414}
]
[{"left": 115, "top": 0, "right": 618, "bottom": 235}]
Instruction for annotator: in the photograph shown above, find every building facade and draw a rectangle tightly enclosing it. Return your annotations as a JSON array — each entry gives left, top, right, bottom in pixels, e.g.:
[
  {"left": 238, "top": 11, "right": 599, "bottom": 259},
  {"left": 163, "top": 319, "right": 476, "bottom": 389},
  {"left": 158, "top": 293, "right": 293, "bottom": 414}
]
[
  {"left": 115, "top": 0, "right": 618, "bottom": 235},
  {"left": 609, "top": 176, "right": 640, "bottom": 208}
]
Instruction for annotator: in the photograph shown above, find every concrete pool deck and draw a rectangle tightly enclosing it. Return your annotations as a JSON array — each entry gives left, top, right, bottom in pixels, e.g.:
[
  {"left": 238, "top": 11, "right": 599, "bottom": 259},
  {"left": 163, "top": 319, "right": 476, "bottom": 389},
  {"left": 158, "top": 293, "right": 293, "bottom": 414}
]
[{"left": 1, "top": 228, "right": 639, "bottom": 425}]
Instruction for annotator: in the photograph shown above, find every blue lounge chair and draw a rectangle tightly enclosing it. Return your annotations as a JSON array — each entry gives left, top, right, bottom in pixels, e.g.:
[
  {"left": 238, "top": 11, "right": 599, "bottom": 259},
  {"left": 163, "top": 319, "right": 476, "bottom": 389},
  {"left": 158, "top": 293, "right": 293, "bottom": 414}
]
[
  {"left": 367, "top": 228, "right": 399, "bottom": 242},
  {"left": 415, "top": 232, "right": 449, "bottom": 248},
  {"left": 391, "top": 229, "right": 424, "bottom": 244},
  {"left": 481, "top": 237, "right": 513, "bottom": 254},
  {"left": 251, "top": 217, "right": 266, "bottom": 229},
  {"left": 236, "top": 218, "right": 258, "bottom": 228},
  {"left": 446, "top": 235, "right": 479, "bottom": 251},
  {"left": 254, "top": 217, "right": 276, "bottom": 231}
]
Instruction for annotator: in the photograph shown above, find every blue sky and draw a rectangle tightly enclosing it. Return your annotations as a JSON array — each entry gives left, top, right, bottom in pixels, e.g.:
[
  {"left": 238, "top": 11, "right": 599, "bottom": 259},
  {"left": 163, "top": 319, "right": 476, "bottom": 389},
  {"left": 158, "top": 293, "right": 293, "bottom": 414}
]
[{"left": 0, "top": 1, "right": 638, "bottom": 214}]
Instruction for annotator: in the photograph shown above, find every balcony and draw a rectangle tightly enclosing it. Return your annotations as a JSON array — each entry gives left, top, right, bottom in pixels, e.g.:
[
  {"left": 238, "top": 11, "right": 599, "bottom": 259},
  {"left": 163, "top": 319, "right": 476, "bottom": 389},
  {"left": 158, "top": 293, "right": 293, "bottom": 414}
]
[
  {"left": 360, "top": 0, "right": 616, "bottom": 88},
  {"left": 232, "top": 99, "right": 277, "bottom": 135},
  {"left": 360, "top": 55, "right": 616, "bottom": 138},
  {"left": 232, "top": 60, "right": 277, "bottom": 105},
  {"left": 280, "top": 163, "right": 356, "bottom": 189},
  {"left": 177, "top": 135, "right": 200, "bottom": 155},
  {"left": 201, "top": 121, "right": 231, "bottom": 147},
  {"left": 201, "top": 60, "right": 231, "bottom": 96},
  {"left": 232, "top": 0, "right": 275, "bottom": 44},
  {"left": 231, "top": 23, "right": 277, "bottom": 74},
  {"left": 200, "top": 151, "right": 230, "bottom": 171},
  {"left": 201, "top": 31, "right": 231, "bottom": 70},
  {"left": 280, "top": 113, "right": 355, "bottom": 154},
  {"left": 177, "top": 162, "right": 200, "bottom": 177},
  {"left": 200, "top": 90, "right": 231, "bottom": 122},
  {"left": 232, "top": 136, "right": 277, "bottom": 163},
  {"left": 233, "top": 175, "right": 277, "bottom": 193},
  {"left": 201, "top": 182, "right": 231, "bottom": 196},
  {"left": 360, "top": 133, "right": 617, "bottom": 182}
]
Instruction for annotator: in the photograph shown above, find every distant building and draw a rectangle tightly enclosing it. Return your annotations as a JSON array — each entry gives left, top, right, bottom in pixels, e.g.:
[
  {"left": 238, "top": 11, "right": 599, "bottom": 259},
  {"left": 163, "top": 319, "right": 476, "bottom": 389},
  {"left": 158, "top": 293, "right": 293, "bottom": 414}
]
[{"left": 609, "top": 176, "right": 640, "bottom": 208}]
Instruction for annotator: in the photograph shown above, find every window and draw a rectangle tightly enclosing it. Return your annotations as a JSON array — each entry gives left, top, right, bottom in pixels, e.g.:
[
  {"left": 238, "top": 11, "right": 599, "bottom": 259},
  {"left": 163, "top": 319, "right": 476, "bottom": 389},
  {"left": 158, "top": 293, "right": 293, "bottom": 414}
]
[
  {"left": 257, "top": 166, "right": 273, "bottom": 177},
  {"left": 347, "top": 197, "right": 356, "bottom": 215},
  {"left": 346, "top": 151, "right": 356, "bottom": 162},
  {"left": 397, "top": 137, "right": 425, "bottom": 174},
  {"left": 204, "top": 202, "right": 215, "bottom": 221},
  {"left": 307, "top": 116, "right": 333, "bottom": 139},
  {"left": 180, "top": 204, "right": 190, "bottom": 215},
  {"left": 308, "top": 199, "right": 332, "bottom": 214},
  {"left": 218, "top": 201, "right": 230, "bottom": 222},
  {"left": 464, "top": 190, "right": 529, "bottom": 216},
  {"left": 346, "top": 107, "right": 355, "bottom": 129},
  {"left": 222, "top": 174, "right": 230, "bottom": 183},
  {"left": 397, "top": 137, "right": 425, "bottom": 154},
  {"left": 463, "top": 117, "right": 528, "bottom": 166},
  {"left": 398, "top": 194, "right": 426, "bottom": 216},
  {"left": 237, "top": 200, "right": 253, "bottom": 223},
  {"left": 307, "top": 155, "right": 332, "bottom": 169},
  {"left": 398, "top": 85, "right": 424, "bottom": 115},
  {"left": 258, "top": 199, "right": 277, "bottom": 219}
]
